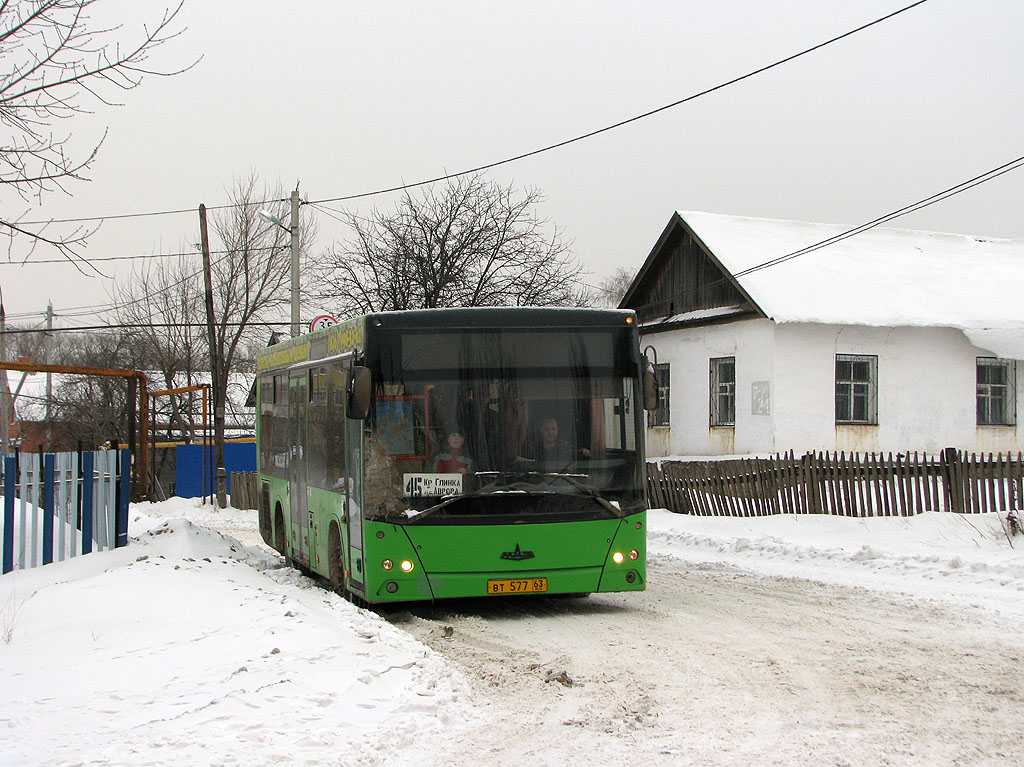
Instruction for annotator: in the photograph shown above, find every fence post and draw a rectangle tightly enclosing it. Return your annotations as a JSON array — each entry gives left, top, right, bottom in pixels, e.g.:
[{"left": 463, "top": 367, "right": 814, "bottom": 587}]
[
  {"left": 56, "top": 451, "right": 67, "bottom": 562},
  {"left": 2, "top": 455, "right": 14, "bottom": 574},
  {"left": 941, "top": 447, "right": 963, "bottom": 513},
  {"left": 802, "top": 452, "right": 823, "bottom": 513},
  {"left": 42, "top": 453, "right": 55, "bottom": 565},
  {"left": 116, "top": 449, "right": 131, "bottom": 548},
  {"left": 81, "top": 451, "right": 95, "bottom": 555}
]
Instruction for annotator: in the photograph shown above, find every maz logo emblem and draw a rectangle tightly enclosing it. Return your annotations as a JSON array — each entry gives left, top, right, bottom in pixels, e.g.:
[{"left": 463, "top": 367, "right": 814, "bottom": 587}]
[{"left": 500, "top": 544, "right": 535, "bottom": 561}]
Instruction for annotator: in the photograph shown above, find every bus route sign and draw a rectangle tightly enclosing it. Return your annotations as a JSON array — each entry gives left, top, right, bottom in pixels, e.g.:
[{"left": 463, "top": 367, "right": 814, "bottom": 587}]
[{"left": 403, "top": 473, "right": 464, "bottom": 497}]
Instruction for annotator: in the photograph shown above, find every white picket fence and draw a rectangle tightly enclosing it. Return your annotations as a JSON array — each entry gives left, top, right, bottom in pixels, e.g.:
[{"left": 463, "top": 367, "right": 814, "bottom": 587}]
[{"left": 1, "top": 449, "right": 130, "bottom": 573}]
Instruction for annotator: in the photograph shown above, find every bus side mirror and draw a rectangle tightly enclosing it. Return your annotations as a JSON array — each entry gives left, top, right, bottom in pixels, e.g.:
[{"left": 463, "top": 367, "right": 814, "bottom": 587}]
[
  {"left": 643, "top": 359, "right": 659, "bottom": 411},
  {"left": 347, "top": 366, "right": 372, "bottom": 420}
]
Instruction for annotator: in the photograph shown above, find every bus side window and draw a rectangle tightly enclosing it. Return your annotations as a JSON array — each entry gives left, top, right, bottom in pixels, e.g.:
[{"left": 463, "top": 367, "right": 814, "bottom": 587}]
[
  {"left": 271, "top": 374, "right": 289, "bottom": 475},
  {"left": 307, "top": 366, "right": 329, "bottom": 489},
  {"left": 259, "top": 375, "right": 275, "bottom": 475},
  {"left": 327, "top": 363, "right": 348, "bottom": 488}
]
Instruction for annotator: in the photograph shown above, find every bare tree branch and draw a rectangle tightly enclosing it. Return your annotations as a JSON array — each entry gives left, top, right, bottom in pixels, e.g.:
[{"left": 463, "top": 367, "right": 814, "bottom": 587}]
[
  {"left": 594, "top": 267, "right": 635, "bottom": 308},
  {"left": 0, "top": 1, "right": 194, "bottom": 261},
  {"left": 0, "top": 213, "right": 102, "bottom": 275},
  {"left": 313, "top": 174, "right": 587, "bottom": 314}
]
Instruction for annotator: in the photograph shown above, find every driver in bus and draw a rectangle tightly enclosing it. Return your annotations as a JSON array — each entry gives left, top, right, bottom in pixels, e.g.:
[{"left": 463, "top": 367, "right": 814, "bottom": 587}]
[
  {"left": 531, "top": 417, "right": 590, "bottom": 470},
  {"left": 430, "top": 428, "right": 474, "bottom": 475}
]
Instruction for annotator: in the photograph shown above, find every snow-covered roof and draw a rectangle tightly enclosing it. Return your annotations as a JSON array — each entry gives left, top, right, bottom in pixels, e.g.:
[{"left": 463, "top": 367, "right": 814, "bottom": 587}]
[{"left": 679, "top": 211, "right": 1024, "bottom": 357}]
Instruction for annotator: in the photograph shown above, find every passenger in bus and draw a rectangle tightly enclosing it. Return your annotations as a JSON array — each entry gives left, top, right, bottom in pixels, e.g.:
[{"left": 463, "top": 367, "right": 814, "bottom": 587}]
[{"left": 430, "top": 429, "right": 474, "bottom": 475}]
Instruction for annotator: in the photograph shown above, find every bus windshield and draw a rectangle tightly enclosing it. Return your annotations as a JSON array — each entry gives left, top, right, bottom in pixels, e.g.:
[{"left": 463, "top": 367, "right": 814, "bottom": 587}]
[{"left": 363, "top": 326, "right": 644, "bottom": 523}]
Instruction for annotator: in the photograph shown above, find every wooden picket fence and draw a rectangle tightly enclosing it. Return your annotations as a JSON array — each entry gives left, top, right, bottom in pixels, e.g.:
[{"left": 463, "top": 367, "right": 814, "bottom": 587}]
[
  {"left": 230, "top": 471, "right": 259, "bottom": 510},
  {"left": 647, "top": 449, "right": 1024, "bottom": 517},
  {"left": 1, "top": 449, "right": 131, "bottom": 573}
]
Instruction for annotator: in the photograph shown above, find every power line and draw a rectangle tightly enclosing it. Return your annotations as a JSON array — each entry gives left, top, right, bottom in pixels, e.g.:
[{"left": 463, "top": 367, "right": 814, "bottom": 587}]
[
  {"left": 0, "top": 321, "right": 291, "bottom": 336},
  {"left": 4, "top": 235, "right": 292, "bottom": 322},
  {"left": 15, "top": 1, "right": 929, "bottom": 227},
  {"left": 627, "top": 153, "right": 1024, "bottom": 315},
  {"left": 2, "top": 2, "right": 934, "bottom": 320},
  {"left": 0, "top": 243, "right": 281, "bottom": 267},
  {"left": 734, "top": 155, "right": 1024, "bottom": 278},
  {"left": 19, "top": 197, "right": 289, "bottom": 227},
  {"left": 10, "top": 148, "right": 1024, "bottom": 329},
  {"left": 309, "top": 1, "right": 932, "bottom": 206},
  {"left": 15, "top": 150, "right": 1024, "bottom": 330}
]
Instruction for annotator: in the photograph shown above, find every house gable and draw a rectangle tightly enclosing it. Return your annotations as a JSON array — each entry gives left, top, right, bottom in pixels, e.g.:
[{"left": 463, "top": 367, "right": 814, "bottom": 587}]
[{"left": 620, "top": 213, "right": 765, "bottom": 327}]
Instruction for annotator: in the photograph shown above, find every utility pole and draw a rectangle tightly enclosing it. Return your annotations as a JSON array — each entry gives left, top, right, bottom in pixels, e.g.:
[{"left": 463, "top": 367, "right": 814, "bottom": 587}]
[
  {"left": 257, "top": 186, "right": 301, "bottom": 337},
  {"left": 45, "top": 302, "right": 53, "bottom": 451},
  {"left": 199, "top": 204, "right": 226, "bottom": 508},
  {"left": 290, "top": 187, "right": 300, "bottom": 338}
]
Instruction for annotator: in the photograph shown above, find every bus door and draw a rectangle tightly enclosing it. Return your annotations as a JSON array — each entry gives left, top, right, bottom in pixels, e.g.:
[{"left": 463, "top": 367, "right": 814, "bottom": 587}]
[
  {"left": 289, "top": 372, "right": 310, "bottom": 563},
  {"left": 345, "top": 366, "right": 365, "bottom": 592}
]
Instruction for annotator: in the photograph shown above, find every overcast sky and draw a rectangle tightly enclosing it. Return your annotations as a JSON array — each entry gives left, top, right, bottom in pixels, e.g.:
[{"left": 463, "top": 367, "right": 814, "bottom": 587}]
[{"left": 2, "top": 0, "right": 1022, "bottom": 328}]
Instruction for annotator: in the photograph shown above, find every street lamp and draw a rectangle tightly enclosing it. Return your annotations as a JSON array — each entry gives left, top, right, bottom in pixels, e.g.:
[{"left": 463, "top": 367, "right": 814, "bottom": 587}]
[{"left": 259, "top": 186, "right": 301, "bottom": 338}]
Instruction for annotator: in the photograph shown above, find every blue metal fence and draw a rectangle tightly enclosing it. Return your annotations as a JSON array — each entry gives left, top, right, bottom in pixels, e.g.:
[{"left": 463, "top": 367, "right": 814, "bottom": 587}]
[
  {"left": 174, "top": 442, "right": 256, "bottom": 498},
  {"left": 1, "top": 449, "right": 130, "bottom": 574}
]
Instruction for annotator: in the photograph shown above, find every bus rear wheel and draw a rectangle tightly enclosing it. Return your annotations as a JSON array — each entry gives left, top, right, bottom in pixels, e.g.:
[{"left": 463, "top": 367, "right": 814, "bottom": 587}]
[
  {"left": 328, "top": 523, "right": 343, "bottom": 590},
  {"left": 274, "top": 503, "right": 287, "bottom": 559}
]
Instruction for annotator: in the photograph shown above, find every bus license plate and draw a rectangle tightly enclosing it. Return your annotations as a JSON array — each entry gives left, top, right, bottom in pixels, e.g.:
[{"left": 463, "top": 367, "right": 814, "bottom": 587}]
[{"left": 487, "top": 577, "right": 548, "bottom": 595}]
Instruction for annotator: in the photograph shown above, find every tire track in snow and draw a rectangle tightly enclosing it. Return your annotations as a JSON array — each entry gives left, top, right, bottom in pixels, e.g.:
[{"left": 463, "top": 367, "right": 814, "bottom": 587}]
[{"left": 393, "top": 559, "right": 1024, "bottom": 766}]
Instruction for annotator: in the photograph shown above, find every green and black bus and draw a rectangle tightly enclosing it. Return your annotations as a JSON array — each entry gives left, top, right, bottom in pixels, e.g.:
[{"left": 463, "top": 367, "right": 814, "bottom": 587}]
[{"left": 255, "top": 307, "right": 655, "bottom": 604}]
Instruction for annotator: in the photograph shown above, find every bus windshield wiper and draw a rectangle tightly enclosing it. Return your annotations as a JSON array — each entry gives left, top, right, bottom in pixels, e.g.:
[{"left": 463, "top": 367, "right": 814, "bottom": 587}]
[
  {"left": 401, "top": 471, "right": 624, "bottom": 523},
  {"left": 473, "top": 471, "right": 625, "bottom": 517}
]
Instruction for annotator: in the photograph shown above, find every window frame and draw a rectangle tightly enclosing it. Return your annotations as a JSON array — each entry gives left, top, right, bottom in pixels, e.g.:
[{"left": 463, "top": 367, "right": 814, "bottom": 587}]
[
  {"left": 709, "top": 356, "right": 736, "bottom": 427},
  {"left": 648, "top": 362, "right": 671, "bottom": 427},
  {"left": 976, "top": 357, "right": 1016, "bottom": 426},
  {"left": 835, "top": 353, "right": 878, "bottom": 425}
]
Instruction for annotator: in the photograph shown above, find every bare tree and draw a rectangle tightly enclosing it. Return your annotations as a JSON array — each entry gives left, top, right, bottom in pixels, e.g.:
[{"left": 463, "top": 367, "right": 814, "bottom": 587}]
[
  {"left": 205, "top": 175, "right": 316, "bottom": 466},
  {"left": 109, "top": 175, "right": 315, "bottom": 496},
  {"left": 594, "top": 267, "right": 635, "bottom": 308},
  {"left": 314, "top": 174, "right": 588, "bottom": 314},
  {"left": 0, "top": 1, "right": 192, "bottom": 262},
  {"left": 112, "top": 251, "right": 206, "bottom": 442},
  {"left": 39, "top": 329, "right": 145, "bottom": 449}
]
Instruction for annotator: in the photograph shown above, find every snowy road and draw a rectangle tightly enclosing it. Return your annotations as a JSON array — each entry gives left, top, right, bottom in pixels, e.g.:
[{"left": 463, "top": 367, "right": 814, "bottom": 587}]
[
  {"left": 5, "top": 500, "right": 1022, "bottom": 766},
  {"left": 392, "top": 556, "right": 1024, "bottom": 766}
]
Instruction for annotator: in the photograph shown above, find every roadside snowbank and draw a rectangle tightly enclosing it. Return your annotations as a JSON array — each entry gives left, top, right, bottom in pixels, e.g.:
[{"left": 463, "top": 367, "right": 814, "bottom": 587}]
[
  {"left": 649, "top": 508, "right": 1024, "bottom": 622},
  {"left": 1, "top": 501, "right": 474, "bottom": 767}
]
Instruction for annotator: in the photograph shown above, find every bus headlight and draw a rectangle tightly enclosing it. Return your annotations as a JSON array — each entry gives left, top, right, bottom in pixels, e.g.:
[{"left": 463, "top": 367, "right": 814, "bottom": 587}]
[
  {"left": 400, "top": 560, "right": 415, "bottom": 573},
  {"left": 612, "top": 551, "right": 625, "bottom": 564},
  {"left": 382, "top": 559, "right": 394, "bottom": 571},
  {"left": 629, "top": 549, "right": 639, "bottom": 560}
]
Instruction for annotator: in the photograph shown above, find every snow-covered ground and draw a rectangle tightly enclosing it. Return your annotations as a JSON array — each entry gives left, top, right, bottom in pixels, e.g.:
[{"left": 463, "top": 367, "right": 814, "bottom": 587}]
[
  {"left": 650, "top": 509, "right": 1024, "bottom": 623},
  {"left": 2, "top": 499, "right": 1023, "bottom": 766}
]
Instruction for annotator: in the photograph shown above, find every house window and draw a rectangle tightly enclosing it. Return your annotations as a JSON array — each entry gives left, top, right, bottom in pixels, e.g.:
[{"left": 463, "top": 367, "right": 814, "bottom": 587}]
[
  {"left": 977, "top": 357, "right": 1016, "bottom": 426},
  {"left": 710, "top": 357, "right": 735, "bottom": 427},
  {"left": 648, "top": 363, "right": 670, "bottom": 427},
  {"left": 835, "top": 354, "right": 877, "bottom": 425}
]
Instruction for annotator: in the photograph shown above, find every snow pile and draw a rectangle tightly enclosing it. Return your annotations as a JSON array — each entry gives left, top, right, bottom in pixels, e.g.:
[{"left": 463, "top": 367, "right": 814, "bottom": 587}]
[
  {"left": 649, "top": 508, "right": 1024, "bottom": 621},
  {"left": 1, "top": 501, "right": 475, "bottom": 767}
]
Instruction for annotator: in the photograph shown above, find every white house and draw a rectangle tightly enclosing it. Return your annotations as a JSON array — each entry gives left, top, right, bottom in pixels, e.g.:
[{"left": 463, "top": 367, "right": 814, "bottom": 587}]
[{"left": 621, "top": 212, "right": 1024, "bottom": 457}]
